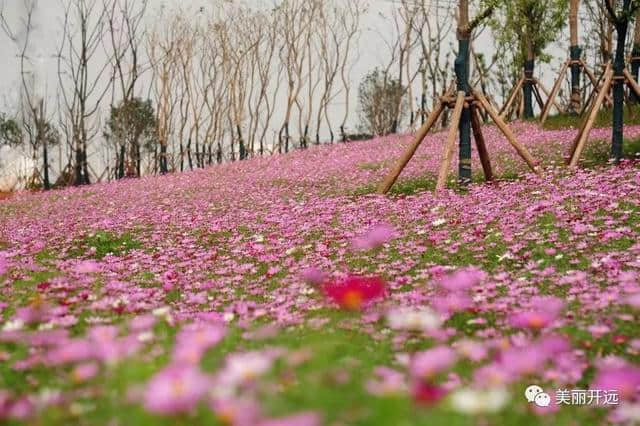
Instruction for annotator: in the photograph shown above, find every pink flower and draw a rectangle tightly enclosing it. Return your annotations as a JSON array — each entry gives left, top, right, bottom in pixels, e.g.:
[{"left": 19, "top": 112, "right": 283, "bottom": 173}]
[
  {"left": 351, "top": 223, "right": 397, "bottom": 250},
  {"left": 46, "top": 339, "right": 94, "bottom": 365},
  {"left": 129, "top": 314, "right": 156, "bottom": 332},
  {"left": 300, "top": 267, "right": 326, "bottom": 286},
  {"left": 323, "top": 276, "right": 386, "bottom": 311},
  {"left": 499, "top": 347, "right": 548, "bottom": 377},
  {"left": 587, "top": 324, "right": 611, "bottom": 339},
  {"left": 454, "top": 340, "right": 488, "bottom": 362},
  {"left": 143, "top": 364, "right": 210, "bottom": 414},
  {"left": 211, "top": 397, "right": 261, "bottom": 426},
  {"left": 432, "top": 292, "right": 472, "bottom": 315},
  {"left": 591, "top": 365, "right": 640, "bottom": 400},
  {"left": 172, "top": 324, "right": 226, "bottom": 364},
  {"left": 0, "top": 256, "right": 7, "bottom": 276},
  {"left": 510, "top": 296, "right": 564, "bottom": 330},
  {"left": 258, "top": 412, "right": 321, "bottom": 426},
  {"left": 627, "top": 293, "right": 640, "bottom": 309},
  {"left": 365, "top": 367, "right": 408, "bottom": 396},
  {"left": 73, "top": 260, "right": 101, "bottom": 274},
  {"left": 509, "top": 311, "right": 556, "bottom": 330},
  {"left": 439, "top": 268, "right": 483, "bottom": 292},
  {"left": 411, "top": 346, "right": 457, "bottom": 379},
  {"left": 72, "top": 362, "right": 99, "bottom": 382}
]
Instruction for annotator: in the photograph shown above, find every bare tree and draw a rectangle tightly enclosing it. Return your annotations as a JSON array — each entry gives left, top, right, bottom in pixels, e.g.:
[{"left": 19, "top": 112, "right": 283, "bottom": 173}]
[
  {"left": 0, "top": 0, "right": 55, "bottom": 189},
  {"left": 57, "top": 0, "right": 113, "bottom": 185},
  {"left": 104, "top": 0, "right": 149, "bottom": 178}
]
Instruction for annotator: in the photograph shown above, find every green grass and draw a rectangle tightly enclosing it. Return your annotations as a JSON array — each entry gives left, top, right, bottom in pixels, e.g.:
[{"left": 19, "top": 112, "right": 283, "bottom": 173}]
[
  {"left": 542, "top": 106, "right": 640, "bottom": 130},
  {"left": 68, "top": 231, "right": 143, "bottom": 259}
]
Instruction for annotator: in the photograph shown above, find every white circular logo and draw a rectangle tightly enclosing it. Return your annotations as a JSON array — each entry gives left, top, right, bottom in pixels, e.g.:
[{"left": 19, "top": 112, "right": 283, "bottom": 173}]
[{"left": 525, "top": 385, "right": 551, "bottom": 407}]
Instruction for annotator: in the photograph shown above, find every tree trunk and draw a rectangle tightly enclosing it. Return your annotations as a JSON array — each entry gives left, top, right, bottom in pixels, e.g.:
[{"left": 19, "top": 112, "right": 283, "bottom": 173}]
[
  {"left": 118, "top": 145, "right": 125, "bottom": 179},
  {"left": 612, "top": 18, "right": 630, "bottom": 163},
  {"left": 457, "top": 0, "right": 472, "bottom": 185},
  {"left": 82, "top": 138, "right": 90, "bottom": 185},
  {"left": 284, "top": 122, "right": 290, "bottom": 153},
  {"left": 569, "top": 0, "right": 582, "bottom": 113},
  {"left": 523, "top": 54, "right": 535, "bottom": 119},
  {"left": 179, "top": 142, "right": 184, "bottom": 172},
  {"left": 631, "top": 10, "right": 640, "bottom": 104},
  {"left": 187, "top": 138, "right": 193, "bottom": 169},
  {"left": 160, "top": 143, "right": 168, "bottom": 174},
  {"left": 136, "top": 143, "right": 141, "bottom": 177},
  {"left": 42, "top": 134, "right": 50, "bottom": 190},
  {"left": 74, "top": 144, "right": 83, "bottom": 186},
  {"left": 237, "top": 125, "right": 246, "bottom": 160}
]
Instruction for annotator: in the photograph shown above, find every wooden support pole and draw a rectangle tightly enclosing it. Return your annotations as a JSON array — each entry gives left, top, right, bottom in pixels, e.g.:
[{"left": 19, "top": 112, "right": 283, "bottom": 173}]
[
  {"left": 540, "top": 61, "right": 569, "bottom": 123},
  {"left": 535, "top": 77, "right": 563, "bottom": 113},
  {"left": 581, "top": 63, "right": 606, "bottom": 115},
  {"left": 568, "top": 68, "right": 614, "bottom": 167},
  {"left": 500, "top": 77, "right": 525, "bottom": 118},
  {"left": 518, "top": 93, "right": 525, "bottom": 120},
  {"left": 623, "top": 68, "right": 640, "bottom": 98},
  {"left": 436, "top": 91, "right": 465, "bottom": 191},
  {"left": 377, "top": 100, "right": 447, "bottom": 194},
  {"left": 473, "top": 90, "right": 541, "bottom": 175},
  {"left": 470, "top": 105, "right": 493, "bottom": 182},
  {"left": 532, "top": 83, "right": 545, "bottom": 111},
  {"left": 536, "top": 79, "right": 564, "bottom": 113},
  {"left": 581, "top": 60, "right": 612, "bottom": 105}
]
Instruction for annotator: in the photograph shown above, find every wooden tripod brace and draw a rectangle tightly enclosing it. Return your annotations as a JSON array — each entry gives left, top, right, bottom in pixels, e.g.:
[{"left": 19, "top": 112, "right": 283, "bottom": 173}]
[
  {"left": 377, "top": 85, "right": 541, "bottom": 194},
  {"left": 540, "top": 59, "right": 612, "bottom": 124},
  {"left": 568, "top": 64, "right": 640, "bottom": 167},
  {"left": 499, "top": 76, "right": 563, "bottom": 122}
]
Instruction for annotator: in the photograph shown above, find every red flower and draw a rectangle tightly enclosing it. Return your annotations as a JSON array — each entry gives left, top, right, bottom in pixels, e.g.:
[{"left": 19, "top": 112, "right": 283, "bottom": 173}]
[
  {"left": 412, "top": 381, "right": 447, "bottom": 405},
  {"left": 323, "top": 276, "right": 386, "bottom": 311}
]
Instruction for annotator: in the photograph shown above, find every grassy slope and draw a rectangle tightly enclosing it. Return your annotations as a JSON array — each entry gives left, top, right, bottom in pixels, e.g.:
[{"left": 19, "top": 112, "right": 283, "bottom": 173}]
[{"left": 1, "top": 114, "right": 640, "bottom": 426}]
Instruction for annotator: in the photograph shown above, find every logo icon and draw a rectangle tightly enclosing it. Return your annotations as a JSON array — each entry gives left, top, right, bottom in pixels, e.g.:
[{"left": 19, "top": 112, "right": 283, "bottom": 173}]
[{"left": 525, "top": 385, "right": 551, "bottom": 407}]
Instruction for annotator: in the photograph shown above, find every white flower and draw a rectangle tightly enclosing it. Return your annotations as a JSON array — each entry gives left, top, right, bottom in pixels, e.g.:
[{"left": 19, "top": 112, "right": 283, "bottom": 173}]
[
  {"left": 2, "top": 319, "right": 24, "bottom": 331},
  {"left": 137, "top": 331, "right": 154, "bottom": 343},
  {"left": 215, "top": 351, "right": 274, "bottom": 392},
  {"left": 612, "top": 403, "right": 640, "bottom": 422},
  {"left": 285, "top": 247, "right": 296, "bottom": 255},
  {"left": 386, "top": 307, "right": 441, "bottom": 332},
  {"left": 498, "top": 252, "right": 513, "bottom": 262},
  {"left": 37, "top": 322, "right": 54, "bottom": 331},
  {"left": 300, "top": 286, "right": 315, "bottom": 296},
  {"left": 432, "top": 218, "right": 446, "bottom": 227},
  {"left": 450, "top": 387, "right": 509, "bottom": 414},
  {"left": 223, "top": 312, "right": 235, "bottom": 323},
  {"left": 152, "top": 306, "right": 170, "bottom": 317}
]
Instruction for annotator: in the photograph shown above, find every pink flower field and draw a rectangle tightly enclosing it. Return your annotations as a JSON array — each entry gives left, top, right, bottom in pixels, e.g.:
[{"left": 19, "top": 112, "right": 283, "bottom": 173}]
[{"left": 1, "top": 122, "right": 640, "bottom": 425}]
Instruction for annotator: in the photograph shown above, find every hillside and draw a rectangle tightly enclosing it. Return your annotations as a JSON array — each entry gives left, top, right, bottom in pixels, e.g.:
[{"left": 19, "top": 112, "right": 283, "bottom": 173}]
[{"left": 0, "top": 122, "right": 640, "bottom": 425}]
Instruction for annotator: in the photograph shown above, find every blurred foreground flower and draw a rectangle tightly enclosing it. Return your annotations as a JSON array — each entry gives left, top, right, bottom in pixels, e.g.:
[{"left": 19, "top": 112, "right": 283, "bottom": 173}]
[
  {"left": 411, "top": 346, "right": 457, "bottom": 379},
  {"left": 351, "top": 223, "right": 397, "bottom": 251},
  {"left": 412, "top": 381, "right": 447, "bottom": 405},
  {"left": 591, "top": 364, "right": 640, "bottom": 400},
  {"left": 449, "top": 387, "right": 509, "bottom": 414},
  {"left": 387, "top": 307, "right": 442, "bottom": 332},
  {"left": 509, "top": 296, "right": 564, "bottom": 330},
  {"left": 323, "top": 276, "right": 386, "bottom": 311},
  {"left": 143, "top": 364, "right": 210, "bottom": 414}
]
